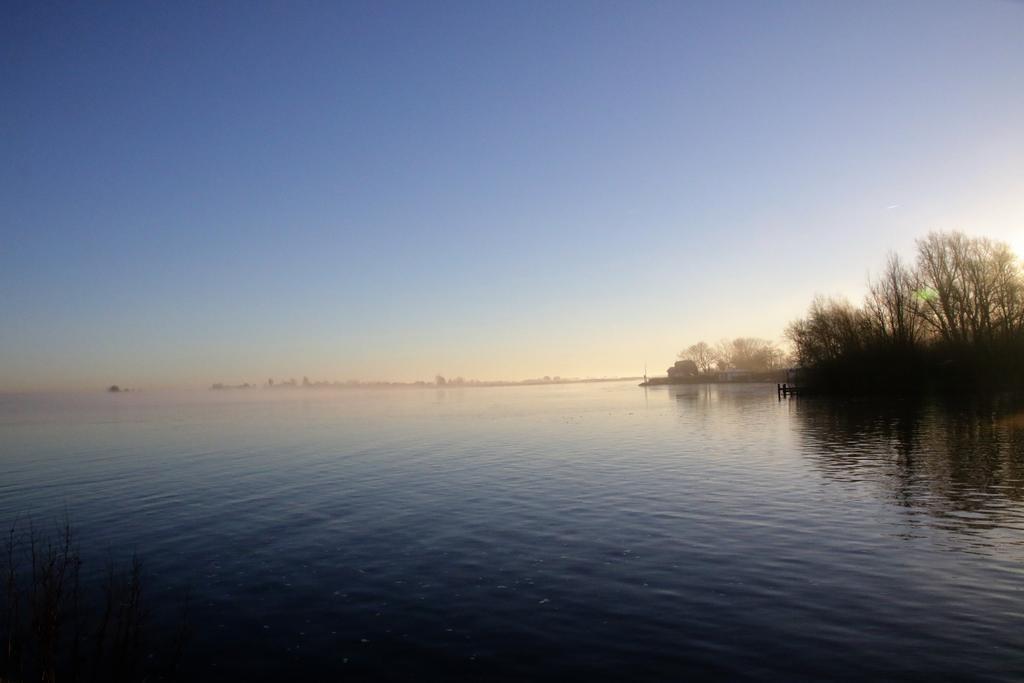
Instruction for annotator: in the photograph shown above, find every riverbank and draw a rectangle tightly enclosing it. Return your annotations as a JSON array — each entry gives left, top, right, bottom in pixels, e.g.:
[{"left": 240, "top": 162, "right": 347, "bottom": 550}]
[{"left": 640, "top": 370, "right": 786, "bottom": 387}]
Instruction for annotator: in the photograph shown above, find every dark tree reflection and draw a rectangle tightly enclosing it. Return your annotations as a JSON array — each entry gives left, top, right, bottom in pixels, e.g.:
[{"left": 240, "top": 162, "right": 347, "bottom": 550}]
[{"left": 793, "top": 394, "right": 1024, "bottom": 532}]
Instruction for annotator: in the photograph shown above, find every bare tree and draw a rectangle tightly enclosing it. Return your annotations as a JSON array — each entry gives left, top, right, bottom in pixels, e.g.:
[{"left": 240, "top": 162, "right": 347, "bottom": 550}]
[
  {"left": 915, "top": 232, "right": 964, "bottom": 344},
  {"left": 786, "top": 296, "right": 868, "bottom": 366},
  {"left": 865, "top": 252, "right": 924, "bottom": 348},
  {"left": 715, "top": 337, "right": 785, "bottom": 371},
  {"left": 988, "top": 240, "right": 1024, "bottom": 341},
  {"left": 678, "top": 341, "right": 718, "bottom": 374},
  {"left": 915, "top": 232, "right": 1024, "bottom": 347}
]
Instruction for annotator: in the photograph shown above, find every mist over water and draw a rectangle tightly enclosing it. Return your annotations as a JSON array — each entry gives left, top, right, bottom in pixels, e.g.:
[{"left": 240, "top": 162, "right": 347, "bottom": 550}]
[{"left": 1, "top": 383, "right": 1022, "bottom": 680}]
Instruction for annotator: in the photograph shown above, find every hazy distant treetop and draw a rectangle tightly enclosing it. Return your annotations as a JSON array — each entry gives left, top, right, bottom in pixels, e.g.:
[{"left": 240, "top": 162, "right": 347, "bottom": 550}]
[
  {"left": 678, "top": 341, "right": 718, "bottom": 374},
  {"left": 715, "top": 338, "right": 787, "bottom": 372}
]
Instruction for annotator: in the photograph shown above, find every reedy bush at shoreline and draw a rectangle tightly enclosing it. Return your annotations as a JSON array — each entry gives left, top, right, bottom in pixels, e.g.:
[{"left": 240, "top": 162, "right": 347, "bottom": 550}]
[{"left": 1, "top": 517, "right": 190, "bottom": 683}]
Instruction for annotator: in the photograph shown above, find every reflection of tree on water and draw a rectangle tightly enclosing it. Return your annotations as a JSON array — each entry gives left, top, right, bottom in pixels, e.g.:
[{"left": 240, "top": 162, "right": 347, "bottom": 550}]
[
  {"left": 793, "top": 394, "right": 1024, "bottom": 533},
  {"left": 665, "top": 384, "right": 795, "bottom": 449},
  {"left": 668, "top": 383, "right": 762, "bottom": 408}
]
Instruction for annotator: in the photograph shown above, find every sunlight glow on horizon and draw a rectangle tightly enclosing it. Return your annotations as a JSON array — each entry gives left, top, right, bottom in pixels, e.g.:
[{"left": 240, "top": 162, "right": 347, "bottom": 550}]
[{"left": 1, "top": 1, "right": 1022, "bottom": 391}]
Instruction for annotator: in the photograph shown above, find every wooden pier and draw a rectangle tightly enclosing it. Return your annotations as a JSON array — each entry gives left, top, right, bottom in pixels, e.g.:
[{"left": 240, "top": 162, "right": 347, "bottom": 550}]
[{"left": 777, "top": 383, "right": 803, "bottom": 398}]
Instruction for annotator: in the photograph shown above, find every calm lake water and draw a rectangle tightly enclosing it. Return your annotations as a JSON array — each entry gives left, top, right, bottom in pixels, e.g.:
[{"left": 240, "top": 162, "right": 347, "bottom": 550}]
[{"left": 1, "top": 382, "right": 1022, "bottom": 681}]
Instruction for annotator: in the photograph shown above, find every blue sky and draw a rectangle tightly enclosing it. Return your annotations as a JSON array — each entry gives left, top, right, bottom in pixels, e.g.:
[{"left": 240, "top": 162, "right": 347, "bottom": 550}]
[{"left": 2, "top": 0, "right": 1023, "bottom": 389}]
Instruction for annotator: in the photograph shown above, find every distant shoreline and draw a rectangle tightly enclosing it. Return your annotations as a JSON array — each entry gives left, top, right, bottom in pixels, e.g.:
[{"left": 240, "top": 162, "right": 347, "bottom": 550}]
[
  {"left": 639, "top": 378, "right": 782, "bottom": 387},
  {"left": 640, "top": 370, "right": 786, "bottom": 387},
  {"left": 210, "top": 377, "right": 644, "bottom": 391}
]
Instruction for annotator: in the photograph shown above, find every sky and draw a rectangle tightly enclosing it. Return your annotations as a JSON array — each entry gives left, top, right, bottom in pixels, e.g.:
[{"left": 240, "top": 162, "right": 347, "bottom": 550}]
[{"left": 2, "top": 0, "right": 1023, "bottom": 391}]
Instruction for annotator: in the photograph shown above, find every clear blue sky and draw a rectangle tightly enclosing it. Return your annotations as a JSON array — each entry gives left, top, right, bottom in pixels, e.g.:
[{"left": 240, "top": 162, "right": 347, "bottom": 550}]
[{"left": 2, "top": 0, "right": 1023, "bottom": 390}]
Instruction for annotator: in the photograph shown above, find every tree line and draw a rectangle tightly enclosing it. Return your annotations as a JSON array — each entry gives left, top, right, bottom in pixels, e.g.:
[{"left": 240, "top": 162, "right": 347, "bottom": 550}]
[
  {"left": 786, "top": 231, "right": 1024, "bottom": 391},
  {"left": 677, "top": 338, "right": 789, "bottom": 374}
]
